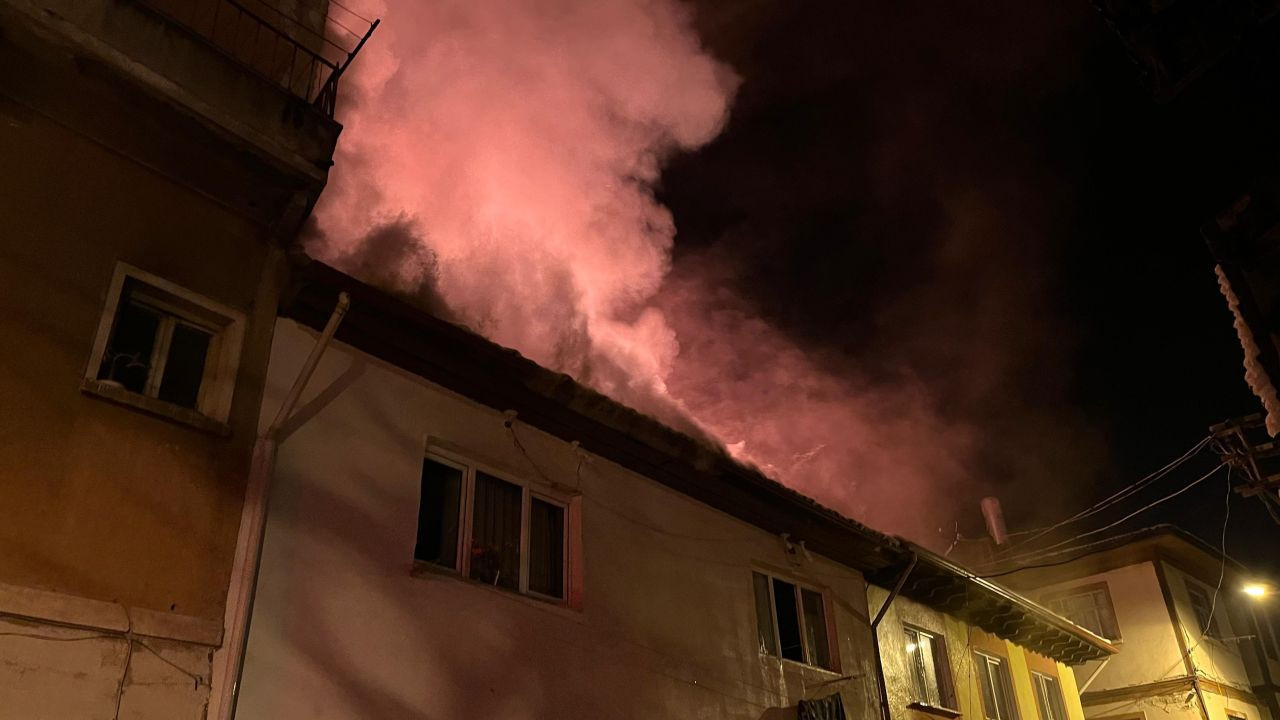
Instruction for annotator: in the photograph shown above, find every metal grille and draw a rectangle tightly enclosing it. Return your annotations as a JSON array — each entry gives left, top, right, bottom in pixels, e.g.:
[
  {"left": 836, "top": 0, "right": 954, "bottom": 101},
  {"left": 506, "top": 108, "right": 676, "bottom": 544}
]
[{"left": 134, "top": 0, "right": 377, "bottom": 116}]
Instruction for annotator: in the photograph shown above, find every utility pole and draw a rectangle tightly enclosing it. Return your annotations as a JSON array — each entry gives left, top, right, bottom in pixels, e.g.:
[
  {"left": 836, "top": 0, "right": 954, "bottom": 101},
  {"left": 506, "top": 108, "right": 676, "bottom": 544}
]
[{"left": 1211, "top": 414, "right": 1280, "bottom": 525}]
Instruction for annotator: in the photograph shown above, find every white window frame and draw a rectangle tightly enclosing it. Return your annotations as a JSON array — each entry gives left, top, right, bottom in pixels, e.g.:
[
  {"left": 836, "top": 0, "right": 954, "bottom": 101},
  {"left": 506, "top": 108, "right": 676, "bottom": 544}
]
[
  {"left": 1185, "top": 580, "right": 1227, "bottom": 641},
  {"left": 1031, "top": 671, "right": 1067, "bottom": 720},
  {"left": 1043, "top": 582, "right": 1121, "bottom": 641},
  {"left": 904, "top": 624, "right": 956, "bottom": 709},
  {"left": 751, "top": 569, "right": 838, "bottom": 671},
  {"left": 422, "top": 448, "right": 570, "bottom": 603},
  {"left": 975, "top": 651, "right": 1020, "bottom": 720},
  {"left": 84, "top": 262, "right": 244, "bottom": 424}
]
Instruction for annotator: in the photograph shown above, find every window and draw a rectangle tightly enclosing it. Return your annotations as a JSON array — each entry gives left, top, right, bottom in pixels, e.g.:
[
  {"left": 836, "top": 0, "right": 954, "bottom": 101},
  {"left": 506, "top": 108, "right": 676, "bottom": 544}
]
[
  {"left": 85, "top": 263, "right": 243, "bottom": 424},
  {"left": 904, "top": 625, "right": 956, "bottom": 709},
  {"left": 1185, "top": 582, "right": 1222, "bottom": 640},
  {"left": 416, "top": 453, "right": 569, "bottom": 601},
  {"left": 1044, "top": 583, "right": 1121, "bottom": 640},
  {"left": 975, "top": 652, "right": 1019, "bottom": 720},
  {"left": 751, "top": 571, "right": 836, "bottom": 671},
  {"left": 1032, "top": 672, "right": 1068, "bottom": 720}
]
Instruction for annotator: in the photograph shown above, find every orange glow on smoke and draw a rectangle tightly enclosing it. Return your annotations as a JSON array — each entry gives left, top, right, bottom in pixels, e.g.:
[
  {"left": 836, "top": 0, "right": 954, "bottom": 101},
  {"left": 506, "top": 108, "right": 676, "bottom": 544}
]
[{"left": 316, "top": 0, "right": 972, "bottom": 542}]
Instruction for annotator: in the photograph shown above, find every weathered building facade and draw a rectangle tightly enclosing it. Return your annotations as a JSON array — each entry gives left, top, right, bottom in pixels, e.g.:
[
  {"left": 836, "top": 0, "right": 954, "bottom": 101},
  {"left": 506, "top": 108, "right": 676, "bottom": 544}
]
[
  {"left": 0, "top": 0, "right": 361, "bottom": 715},
  {"left": 871, "top": 550, "right": 1112, "bottom": 720},
  {"left": 997, "top": 528, "right": 1280, "bottom": 720},
  {"left": 231, "top": 261, "right": 1113, "bottom": 719}
]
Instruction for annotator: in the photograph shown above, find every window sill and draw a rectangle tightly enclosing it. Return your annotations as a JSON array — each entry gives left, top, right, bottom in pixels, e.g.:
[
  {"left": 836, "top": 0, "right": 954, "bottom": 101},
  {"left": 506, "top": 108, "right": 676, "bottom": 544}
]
[
  {"left": 81, "top": 379, "right": 230, "bottom": 436},
  {"left": 908, "top": 703, "right": 963, "bottom": 719},
  {"left": 410, "top": 560, "right": 583, "bottom": 620},
  {"left": 775, "top": 657, "right": 843, "bottom": 677}
]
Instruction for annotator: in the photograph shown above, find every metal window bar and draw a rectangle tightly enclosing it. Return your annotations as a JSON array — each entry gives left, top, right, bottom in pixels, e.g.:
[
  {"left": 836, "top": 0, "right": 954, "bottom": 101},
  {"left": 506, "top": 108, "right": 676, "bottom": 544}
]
[{"left": 132, "top": 0, "right": 377, "bottom": 116}]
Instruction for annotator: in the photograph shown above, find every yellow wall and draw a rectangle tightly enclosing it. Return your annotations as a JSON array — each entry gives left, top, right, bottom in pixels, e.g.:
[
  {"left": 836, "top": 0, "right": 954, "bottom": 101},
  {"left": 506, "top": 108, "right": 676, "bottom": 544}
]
[
  {"left": 0, "top": 95, "right": 281, "bottom": 620},
  {"left": 871, "top": 588, "right": 1093, "bottom": 720}
]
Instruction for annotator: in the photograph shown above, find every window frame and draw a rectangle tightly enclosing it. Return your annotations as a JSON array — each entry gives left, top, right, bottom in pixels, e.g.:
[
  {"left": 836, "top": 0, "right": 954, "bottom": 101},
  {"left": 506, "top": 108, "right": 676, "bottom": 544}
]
[
  {"left": 1031, "top": 671, "right": 1068, "bottom": 720},
  {"left": 418, "top": 448, "right": 571, "bottom": 604},
  {"left": 750, "top": 569, "right": 839, "bottom": 672},
  {"left": 903, "top": 623, "right": 958, "bottom": 711},
  {"left": 1184, "top": 580, "right": 1224, "bottom": 641},
  {"left": 974, "top": 650, "right": 1021, "bottom": 720},
  {"left": 84, "top": 262, "right": 244, "bottom": 426},
  {"left": 1042, "top": 581, "right": 1122, "bottom": 641}
]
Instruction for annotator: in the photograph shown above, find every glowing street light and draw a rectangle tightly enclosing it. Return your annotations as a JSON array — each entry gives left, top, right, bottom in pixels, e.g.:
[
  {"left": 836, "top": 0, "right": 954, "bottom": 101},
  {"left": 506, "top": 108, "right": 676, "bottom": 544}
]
[{"left": 1242, "top": 583, "right": 1273, "bottom": 599}]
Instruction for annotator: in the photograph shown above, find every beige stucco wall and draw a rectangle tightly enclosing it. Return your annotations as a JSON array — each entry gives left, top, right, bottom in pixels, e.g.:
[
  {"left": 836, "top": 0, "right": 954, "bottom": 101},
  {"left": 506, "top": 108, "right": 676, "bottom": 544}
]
[
  {"left": 1030, "top": 563, "right": 1185, "bottom": 693},
  {"left": 870, "top": 589, "right": 1087, "bottom": 720},
  {"left": 237, "top": 318, "right": 884, "bottom": 719},
  {"left": 1020, "top": 561, "right": 1269, "bottom": 720},
  {"left": 1162, "top": 563, "right": 1253, "bottom": 691}
]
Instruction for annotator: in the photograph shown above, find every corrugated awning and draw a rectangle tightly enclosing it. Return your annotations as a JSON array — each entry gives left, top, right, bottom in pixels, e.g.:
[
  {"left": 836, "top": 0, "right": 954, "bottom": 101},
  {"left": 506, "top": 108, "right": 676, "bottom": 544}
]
[{"left": 869, "top": 545, "right": 1117, "bottom": 665}]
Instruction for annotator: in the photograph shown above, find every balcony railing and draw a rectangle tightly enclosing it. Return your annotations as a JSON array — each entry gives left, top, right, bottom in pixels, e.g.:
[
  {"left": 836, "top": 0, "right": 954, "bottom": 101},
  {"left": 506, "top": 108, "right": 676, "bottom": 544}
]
[{"left": 135, "top": 0, "right": 377, "bottom": 117}]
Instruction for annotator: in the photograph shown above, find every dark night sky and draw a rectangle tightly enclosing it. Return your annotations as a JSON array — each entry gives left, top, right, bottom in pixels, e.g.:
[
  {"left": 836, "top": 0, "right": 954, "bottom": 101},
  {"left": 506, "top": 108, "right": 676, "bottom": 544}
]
[{"left": 662, "top": 1, "right": 1280, "bottom": 572}]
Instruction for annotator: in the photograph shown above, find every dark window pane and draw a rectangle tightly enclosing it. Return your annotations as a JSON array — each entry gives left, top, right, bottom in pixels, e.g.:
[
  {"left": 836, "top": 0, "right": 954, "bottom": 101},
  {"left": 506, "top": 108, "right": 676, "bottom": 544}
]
[
  {"left": 99, "top": 301, "right": 158, "bottom": 394},
  {"left": 978, "top": 657, "right": 1000, "bottom": 720},
  {"left": 415, "top": 458, "right": 463, "bottom": 569},
  {"left": 773, "top": 578, "right": 804, "bottom": 662},
  {"left": 157, "top": 323, "right": 211, "bottom": 409},
  {"left": 1187, "top": 583, "right": 1221, "bottom": 638},
  {"left": 1033, "top": 675, "right": 1049, "bottom": 720},
  {"left": 470, "top": 472, "right": 521, "bottom": 591},
  {"left": 753, "top": 572, "right": 777, "bottom": 655},
  {"left": 1047, "top": 677, "right": 1067, "bottom": 720},
  {"left": 528, "top": 497, "right": 564, "bottom": 598},
  {"left": 802, "top": 588, "right": 833, "bottom": 669},
  {"left": 908, "top": 628, "right": 947, "bottom": 706},
  {"left": 995, "top": 659, "right": 1018, "bottom": 720}
]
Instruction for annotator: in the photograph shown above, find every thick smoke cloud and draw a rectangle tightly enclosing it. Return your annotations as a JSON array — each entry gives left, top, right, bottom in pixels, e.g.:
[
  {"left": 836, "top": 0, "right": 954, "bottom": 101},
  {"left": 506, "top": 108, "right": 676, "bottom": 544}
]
[{"left": 316, "top": 0, "right": 978, "bottom": 541}]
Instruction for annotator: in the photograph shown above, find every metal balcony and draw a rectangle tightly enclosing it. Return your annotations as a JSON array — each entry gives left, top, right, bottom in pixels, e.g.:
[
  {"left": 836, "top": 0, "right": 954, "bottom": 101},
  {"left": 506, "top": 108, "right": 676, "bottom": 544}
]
[{"left": 136, "top": 0, "right": 377, "bottom": 116}]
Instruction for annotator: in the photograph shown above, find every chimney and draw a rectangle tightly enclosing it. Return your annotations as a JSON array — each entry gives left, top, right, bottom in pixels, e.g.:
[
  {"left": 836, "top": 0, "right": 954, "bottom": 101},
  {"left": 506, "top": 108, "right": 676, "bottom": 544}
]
[{"left": 980, "top": 496, "right": 1008, "bottom": 546}]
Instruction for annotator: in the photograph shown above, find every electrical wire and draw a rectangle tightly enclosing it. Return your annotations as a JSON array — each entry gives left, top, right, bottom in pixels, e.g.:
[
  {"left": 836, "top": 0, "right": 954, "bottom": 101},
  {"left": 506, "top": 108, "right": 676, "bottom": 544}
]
[
  {"left": 996, "top": 461, "right": 1225, "bottom": 566},
  {"left": 999, "top": 436, "right": 1210, "bottom": 554},
  {"left": 1202, "top": 467, "right": 1232, "bottom": 638}
]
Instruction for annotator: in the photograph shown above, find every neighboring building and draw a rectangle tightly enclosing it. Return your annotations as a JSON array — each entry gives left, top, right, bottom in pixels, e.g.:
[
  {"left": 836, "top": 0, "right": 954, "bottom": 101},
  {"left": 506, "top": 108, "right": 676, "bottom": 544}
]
[
  {"left": 870, "top": 548, "right": 1113, "bottom": 720},
  {"left": 233, "top": 259, "right": 1113, "bottom": 719},
  {"left": 0, "top": 0, "right": 366, "bottom": 716},
  {"left": 993, "top": 526, "right": 1280, "bottom": 720}
]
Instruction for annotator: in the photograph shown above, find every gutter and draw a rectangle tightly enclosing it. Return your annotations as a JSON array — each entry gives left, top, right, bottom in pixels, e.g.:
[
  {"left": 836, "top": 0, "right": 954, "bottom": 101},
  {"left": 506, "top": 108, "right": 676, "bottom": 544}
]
[
  {"left": 871, "top": 552, "right": 917, "bottom": 720},
  {"left": 209, "top": 291, "right": 350, "bottom": 720}
]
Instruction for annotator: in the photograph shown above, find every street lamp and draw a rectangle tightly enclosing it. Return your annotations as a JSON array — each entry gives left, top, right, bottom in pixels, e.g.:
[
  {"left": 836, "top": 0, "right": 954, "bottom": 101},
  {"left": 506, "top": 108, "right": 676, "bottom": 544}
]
[{"left": 1242, "top": 582, "right": 1273, "bottom": 599}]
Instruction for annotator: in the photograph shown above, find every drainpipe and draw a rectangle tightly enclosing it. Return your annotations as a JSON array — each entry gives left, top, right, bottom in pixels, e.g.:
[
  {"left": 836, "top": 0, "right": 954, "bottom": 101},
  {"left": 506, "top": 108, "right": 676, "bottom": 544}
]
[
  {"left": 872, "top": 552, "right": 918, "bottom": 720},
  {"left": 210, "top": 292, "right": 350, "bottom": 720}
]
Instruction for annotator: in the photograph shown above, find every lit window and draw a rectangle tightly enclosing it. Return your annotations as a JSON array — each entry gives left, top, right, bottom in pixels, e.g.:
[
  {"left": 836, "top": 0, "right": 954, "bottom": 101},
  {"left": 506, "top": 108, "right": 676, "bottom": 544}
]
[
  {"left": 751, "top": 571, "right": 836, "bottom": 671},
  {"left": 975, "top": 652, "right": 1020, "bottom": 720},
  {"left": 416, "top": 454, "right": 569, "bottom": 601},
  {"left": 1186, "top": 582, "right": 1223, "bottom": 640},
  {"left": 86, "top": 263, "right": 243, "bottom": 423},
  {"left": 1043, "top": 583, "right": 1121, "bottom": 641},
  {"left": 904, "top": 625, "right": 956, "bottom": 709},
  {"left": 1032, "top": 672, "right": 1068, "bottom": 720}
]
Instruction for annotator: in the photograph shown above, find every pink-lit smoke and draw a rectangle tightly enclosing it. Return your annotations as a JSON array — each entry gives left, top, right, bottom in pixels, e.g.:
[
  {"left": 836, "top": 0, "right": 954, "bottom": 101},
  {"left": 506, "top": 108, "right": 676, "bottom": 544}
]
[{"left": 314, "top": 0, "right": 972, "bottom": 541}]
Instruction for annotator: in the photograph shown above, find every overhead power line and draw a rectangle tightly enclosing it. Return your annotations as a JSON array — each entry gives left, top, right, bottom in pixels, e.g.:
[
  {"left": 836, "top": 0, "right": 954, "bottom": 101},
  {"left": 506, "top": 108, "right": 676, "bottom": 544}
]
[
  {"left": 998, "top": 436, "right": 1211, "bottom": 555},
  {"left": 994, "top": 461, "right": 1226, "bottom": 568}
]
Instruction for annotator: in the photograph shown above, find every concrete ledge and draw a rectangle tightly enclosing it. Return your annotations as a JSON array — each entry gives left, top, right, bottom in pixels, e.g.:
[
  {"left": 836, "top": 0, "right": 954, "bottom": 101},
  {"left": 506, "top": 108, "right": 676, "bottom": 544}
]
[
  {"left": 0, "top": 581, "right": 129, "bottom": 633},
  {"left": 0, "top": 581, "right": 223, "bottom": 647},
  {"left": 131, "top": 606, "right": 223, "bottom": 647}
]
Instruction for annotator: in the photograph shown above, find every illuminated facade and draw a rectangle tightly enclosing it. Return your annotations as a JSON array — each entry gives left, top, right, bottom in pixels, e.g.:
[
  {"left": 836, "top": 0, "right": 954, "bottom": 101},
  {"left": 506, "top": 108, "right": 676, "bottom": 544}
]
[
  {"left": 231, "top": 260, "right": 1113, "bottom": 719},
  {"left": 999, "top": 527, "right": 1280, "bottom": 720},
  {"left": 0, "top": 0, "right": 364, "bottom": 716}
]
